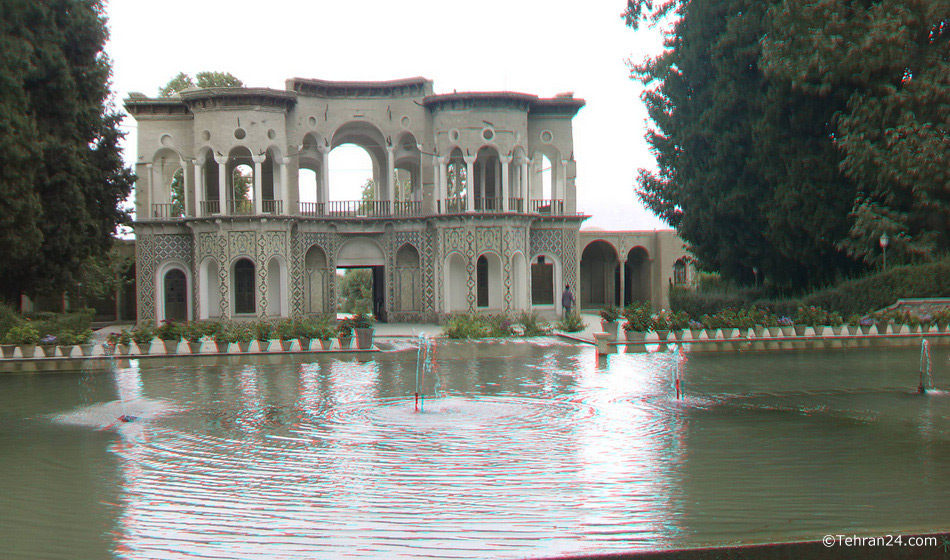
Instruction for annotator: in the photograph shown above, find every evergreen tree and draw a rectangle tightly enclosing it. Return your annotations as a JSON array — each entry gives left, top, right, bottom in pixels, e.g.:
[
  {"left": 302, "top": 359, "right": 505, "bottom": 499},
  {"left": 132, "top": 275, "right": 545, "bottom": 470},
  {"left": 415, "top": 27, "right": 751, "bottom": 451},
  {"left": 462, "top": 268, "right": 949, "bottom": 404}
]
[
  {"left": 0, "top": 0, "right": 134, "bottom": 304},
  {"left": 761, "top": 0, "right": 950, "bottom": 266},
  {"left": 627, "top": 0, "right": 860, "bottom": 288}
]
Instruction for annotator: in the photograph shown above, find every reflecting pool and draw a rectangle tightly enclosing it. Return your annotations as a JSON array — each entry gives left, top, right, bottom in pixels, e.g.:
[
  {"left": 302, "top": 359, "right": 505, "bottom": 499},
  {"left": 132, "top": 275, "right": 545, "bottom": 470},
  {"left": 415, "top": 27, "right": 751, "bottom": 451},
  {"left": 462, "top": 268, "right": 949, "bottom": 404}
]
[{"left": 2, "top": 341, "right": 949, "bottom": 559}]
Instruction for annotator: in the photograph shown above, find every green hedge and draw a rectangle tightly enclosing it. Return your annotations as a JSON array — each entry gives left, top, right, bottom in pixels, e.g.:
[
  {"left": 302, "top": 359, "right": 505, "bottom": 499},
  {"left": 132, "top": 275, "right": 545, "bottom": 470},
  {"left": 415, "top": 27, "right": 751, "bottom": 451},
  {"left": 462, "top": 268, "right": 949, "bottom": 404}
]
[
  {"left": 0, "top": 301, "right": 22, "bottom": 339},
  {"left": 25, "top": 309, "right": 95, "bottom": 339},
  {"left": 670, "top": 258, "right": 950, "bottom": 319},
  {"left": 802, "top": 259, "right": 950, "bottom": 316}
]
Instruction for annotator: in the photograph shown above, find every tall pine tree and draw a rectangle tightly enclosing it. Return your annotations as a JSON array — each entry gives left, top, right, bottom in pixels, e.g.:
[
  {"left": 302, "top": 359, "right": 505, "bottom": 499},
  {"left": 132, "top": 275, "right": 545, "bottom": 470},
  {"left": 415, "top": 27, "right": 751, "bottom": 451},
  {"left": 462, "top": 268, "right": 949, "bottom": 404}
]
[{"left": 0, "top": 0, "right": 134, "bottom": 304}]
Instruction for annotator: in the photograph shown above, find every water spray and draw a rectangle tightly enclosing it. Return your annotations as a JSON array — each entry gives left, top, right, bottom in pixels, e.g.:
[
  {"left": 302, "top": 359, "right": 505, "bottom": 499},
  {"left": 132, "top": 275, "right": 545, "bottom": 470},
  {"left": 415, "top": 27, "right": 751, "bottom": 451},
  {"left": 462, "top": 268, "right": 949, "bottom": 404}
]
[
  {"left": 919, "top": 339, "right": 933, "bottom": 394},
  {"left": 673, "top": 345, "right": 684, "bottom": 400},
  {"left": 415, "top": 334, "right": 437, "bottom": 412}
]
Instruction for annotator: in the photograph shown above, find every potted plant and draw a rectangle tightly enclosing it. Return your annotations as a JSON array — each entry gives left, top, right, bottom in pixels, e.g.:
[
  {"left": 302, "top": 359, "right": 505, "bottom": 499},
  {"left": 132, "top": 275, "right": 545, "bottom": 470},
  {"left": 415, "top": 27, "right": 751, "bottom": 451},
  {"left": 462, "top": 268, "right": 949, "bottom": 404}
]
[
  {"left": 669, "top": 310, "right": 690, "bottom": 340},
  {"left": 828, "top": 312, "right": 845, "bottom": 336},
  {"left": 212, "top": 327, "right": 231, "bottom": 354},
  {"left": 227, "top": 324, "right": 253, "bottom": 352},
  {"left": 777, "top": 316, "right": 794, "bottom": 337},
  {"left": 622, "top": 304, "right": 651, "bottom": 341},
  {"left": 600, "top": 305, "right": 621, "bottom": 340},
  {"left": 39, "top": 333, "right": 58, "bottom": 357},
  {"left": 182, "top": 322, "right": 204, "bottom": 354},
  {"left": 337, "top": 319, "right": 354, "bottom": 349},
  {"left": 295, "top": 320, "right": 313, "bottom": 352},
  {"left": 316, "top": 322, "right": 335, "bottom": 350},
  {"left": 107, "top": 330, "right": 132, "bottom": 356},
  {"left": 156, "top": 320, "right": 182, "bottom": 354},
  {"left": 652, "top": 310, "right": 672, "bottom": 341},
  {"left": 131, "top": 325, "right": 155, "bottom": 354},
  {"left": 3, "top": 323, "right": 40, "bottom": 358},
  {"left": 275, "top": 320, "right": 296, "bottom": 351},
  {"left": 56, "top": 329, "right": 81, "bottom": 358},
  {"left": 254, "top": 321, "right": 274, "bottom": 352},
  {"left": 352, "top": 313, "right": 376, "bottom": 349},
  {"left": 687, "top": 319, "right": 703, "bottom": 340}
]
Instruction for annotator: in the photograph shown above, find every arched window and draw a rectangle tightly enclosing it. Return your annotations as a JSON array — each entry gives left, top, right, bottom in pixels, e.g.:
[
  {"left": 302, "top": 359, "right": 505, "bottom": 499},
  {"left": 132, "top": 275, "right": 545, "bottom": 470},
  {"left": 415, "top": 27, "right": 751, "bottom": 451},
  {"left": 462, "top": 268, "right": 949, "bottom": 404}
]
[
  {"left": 233, "top": 259, "right": 256, "bottom": 314},
  {"left": 673, "top": 258, "right": 688, "bottom": 285}
]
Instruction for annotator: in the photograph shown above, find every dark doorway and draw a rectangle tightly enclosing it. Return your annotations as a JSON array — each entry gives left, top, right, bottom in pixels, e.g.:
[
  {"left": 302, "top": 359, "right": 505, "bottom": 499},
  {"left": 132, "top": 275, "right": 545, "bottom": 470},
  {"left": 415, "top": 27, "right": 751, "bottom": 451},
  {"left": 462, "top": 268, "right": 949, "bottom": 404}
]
[
  {"left": 164, "top": 269, "right": 187, "bottom": 322},
  {"left": 234, "top": 259, "right": 256, "bottom": 314}
]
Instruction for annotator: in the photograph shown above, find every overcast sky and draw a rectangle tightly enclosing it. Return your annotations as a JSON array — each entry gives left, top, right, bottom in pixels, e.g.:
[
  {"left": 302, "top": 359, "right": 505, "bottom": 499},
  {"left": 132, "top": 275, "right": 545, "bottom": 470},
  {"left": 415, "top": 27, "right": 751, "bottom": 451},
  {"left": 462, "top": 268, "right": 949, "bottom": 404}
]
[{"left": 104, "top": 0, "right": 668, "bottom": 231}]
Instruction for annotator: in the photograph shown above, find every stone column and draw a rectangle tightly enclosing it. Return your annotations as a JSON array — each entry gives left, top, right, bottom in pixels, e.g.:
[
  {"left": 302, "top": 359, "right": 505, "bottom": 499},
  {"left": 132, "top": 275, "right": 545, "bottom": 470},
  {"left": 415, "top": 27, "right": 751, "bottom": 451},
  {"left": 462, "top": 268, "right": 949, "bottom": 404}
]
[
  {"left": 145, "top": 163, "right": 153, "bottom": 217},
  {"left": 437, "top": 156, "right": 447, "bottom": 213},
  {"left": 180, "top": 159, "right": 191, "bottom": 216},
  {"left": 478, "top": 159, "right": 486, "bottom": 205},
  {"left": 252, "top": 154, "right": 265, "bottom": 214},
  {"left": 214, "top": 154, "right": 229, "bottom": 215},
  {"left": 280, "top": 157, "right": 291, "bottom": 215},
  {"left": 463, "top": 154, "right": 476, "bottom": 212},
  {"left": 559, "top": 159, "right": 569, "bottom": 209},
  {"left": 385, "top": 145, "right": 395, "bottom": 207},
  {"left": 500, "top": 155, "right": 511, "bottom": 212},
  {"left": 618, "top": 258, "right": 626, "bottom": 308},
  {"left": 518, "top": 156, "right": 531, "bottom": 202},
  {"left": 194, "top": 158, "right": 204, "bottom": 217},
  {"left": 318, "top": 146, "right": 330, "bottom": 205}
]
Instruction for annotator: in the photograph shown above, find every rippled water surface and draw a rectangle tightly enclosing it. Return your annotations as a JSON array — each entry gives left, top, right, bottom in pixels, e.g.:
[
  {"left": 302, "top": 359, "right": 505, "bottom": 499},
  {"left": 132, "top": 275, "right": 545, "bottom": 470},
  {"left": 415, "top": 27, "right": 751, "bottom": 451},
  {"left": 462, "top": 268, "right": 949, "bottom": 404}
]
[{"left": 2, "top": 341, "right": 950, "bottom": 559}]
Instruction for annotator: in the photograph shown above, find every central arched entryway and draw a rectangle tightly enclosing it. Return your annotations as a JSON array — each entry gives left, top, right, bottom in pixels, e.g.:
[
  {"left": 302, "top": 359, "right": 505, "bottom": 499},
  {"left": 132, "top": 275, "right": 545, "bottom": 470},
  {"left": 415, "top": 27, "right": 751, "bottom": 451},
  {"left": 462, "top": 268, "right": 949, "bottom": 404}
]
[
  {"left": 579, "top": 240, "right": 619, "bottom": 309},
  {"left": 337, "top": 237, "right": 387, "bottom": 321}
]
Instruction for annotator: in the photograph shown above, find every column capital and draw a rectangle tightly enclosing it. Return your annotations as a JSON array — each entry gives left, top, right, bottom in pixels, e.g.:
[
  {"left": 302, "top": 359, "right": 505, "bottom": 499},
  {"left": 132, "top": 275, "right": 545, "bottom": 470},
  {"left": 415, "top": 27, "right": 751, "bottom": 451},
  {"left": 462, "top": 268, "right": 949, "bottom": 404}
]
[
  {"left": 251, "top": 154, "right": 266, "bottom": 164},
  {"left": 317, "top": 145, "right": 330, "bottom": 154},
  {"left": 435, "top": 155, "right": 448, "bottom": 165},
  {"left": 498, "top": 155, "right": 512, "bottom": 165},
  {"left": 213, "top": 154, "right": 229, "bottom": 165},
  {"left": 280, "top": 157, "right": 291, "bottom": 165},
  {"left": 462, "top": 154, "right": 477, "bottom": 164}
]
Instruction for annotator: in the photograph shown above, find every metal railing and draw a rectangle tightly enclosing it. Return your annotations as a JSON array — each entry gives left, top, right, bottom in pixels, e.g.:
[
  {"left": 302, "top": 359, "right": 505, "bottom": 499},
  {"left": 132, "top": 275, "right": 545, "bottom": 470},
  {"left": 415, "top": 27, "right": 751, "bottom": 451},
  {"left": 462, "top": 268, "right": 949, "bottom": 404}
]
[
  {"left": 393, "top": 201, "right": 423, "bottom": 217},
  {"left": 299, "top": 200, "right": 402, "bottom": 218},
  {"left": 475, "top": 197, "right": 503, "bottom": 212},
  {"left": 530, "top": 199, "right": 565, "bottom": 214},
  {"left": 262, "top": 199, "right": 283, "bottom": 214},
  {"left": 229, "top": 200, "right": 254, "bottom": 215},
  {"left": 149, "top": 203, "right": 183, "bottom": 219},
  {"left": 200, "top": 200, "right": 220, "bottom": 216}
]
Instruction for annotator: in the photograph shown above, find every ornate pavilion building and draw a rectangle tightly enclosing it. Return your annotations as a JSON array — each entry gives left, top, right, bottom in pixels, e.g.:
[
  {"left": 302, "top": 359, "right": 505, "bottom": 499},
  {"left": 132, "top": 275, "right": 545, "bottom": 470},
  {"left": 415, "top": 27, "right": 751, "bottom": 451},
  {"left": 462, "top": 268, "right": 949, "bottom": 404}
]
[{"left": 125, "top": 77, "right": 689, "bottom": 325}]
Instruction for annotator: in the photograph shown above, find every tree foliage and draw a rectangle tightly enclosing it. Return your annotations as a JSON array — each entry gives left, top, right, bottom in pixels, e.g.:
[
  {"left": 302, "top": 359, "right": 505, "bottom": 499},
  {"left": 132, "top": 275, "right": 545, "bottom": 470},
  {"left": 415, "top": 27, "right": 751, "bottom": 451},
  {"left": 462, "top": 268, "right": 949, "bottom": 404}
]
[
  {"left": 0, "top": 0, "right": 134, "bottom": 304},
  {"left": 626, "top": 0, "right": 949, "bottom": 290},
  {"left": 339, "top": 269, "right": 372, "bottom": 314},
  {"left": 159, "top": 71, "right": 244, "bottom": 97},
  {"left": 762, "top": 0, "right": 950, "bottom": 266}
]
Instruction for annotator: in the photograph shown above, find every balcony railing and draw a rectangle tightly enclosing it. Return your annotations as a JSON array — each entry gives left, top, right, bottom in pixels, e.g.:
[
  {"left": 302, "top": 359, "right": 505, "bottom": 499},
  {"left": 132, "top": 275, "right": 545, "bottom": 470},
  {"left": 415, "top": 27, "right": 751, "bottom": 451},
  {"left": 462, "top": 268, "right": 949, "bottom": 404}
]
[
  {"left": 149, "top": 203, "right": 183, "bottom": 219},
  {"left": 475, "top": 197, "right": 503, "bottom": 212},
  {"left": 299, "top": 200, "right": 415, "bottom": 218},
  {"left": 200, "top": 200, "right": 220, "bottom": 216},
  {"left": 530, "top": 199, "right": 565, "bottom": 214},
  {"left": 508, "top": 197, "right": 524, "bottom": 213},
  {"left": 229, "top": 200, "right": 255, "bottom": 215},
  {"left": 393, "top": 201, "right": 423, "bottom": 217},
  {"left": 261, "top": 199, "right": 283, "bottom": 214}
]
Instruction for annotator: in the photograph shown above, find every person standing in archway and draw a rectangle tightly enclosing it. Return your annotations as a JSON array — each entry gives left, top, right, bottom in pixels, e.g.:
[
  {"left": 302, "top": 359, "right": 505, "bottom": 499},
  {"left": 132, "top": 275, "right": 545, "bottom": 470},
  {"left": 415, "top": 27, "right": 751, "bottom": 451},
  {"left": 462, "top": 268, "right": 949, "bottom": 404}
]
[{"left": 561, "top": 284, "right": 576, "bottom": 318}]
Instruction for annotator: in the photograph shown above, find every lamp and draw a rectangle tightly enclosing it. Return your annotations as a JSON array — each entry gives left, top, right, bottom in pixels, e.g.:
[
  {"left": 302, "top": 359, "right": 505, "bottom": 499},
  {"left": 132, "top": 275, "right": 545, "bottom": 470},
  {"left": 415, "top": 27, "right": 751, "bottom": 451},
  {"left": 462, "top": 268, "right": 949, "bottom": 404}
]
[{"left": 879, "top": 232, "right": 889, "bottom": 270}]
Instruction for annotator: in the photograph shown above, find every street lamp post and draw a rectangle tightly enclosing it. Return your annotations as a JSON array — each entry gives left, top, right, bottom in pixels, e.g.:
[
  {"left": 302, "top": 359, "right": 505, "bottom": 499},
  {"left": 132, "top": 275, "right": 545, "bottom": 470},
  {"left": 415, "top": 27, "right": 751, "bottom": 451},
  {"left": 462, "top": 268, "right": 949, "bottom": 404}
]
[{"left": 879, "top": 232, "right": 889, "bottom": 271}]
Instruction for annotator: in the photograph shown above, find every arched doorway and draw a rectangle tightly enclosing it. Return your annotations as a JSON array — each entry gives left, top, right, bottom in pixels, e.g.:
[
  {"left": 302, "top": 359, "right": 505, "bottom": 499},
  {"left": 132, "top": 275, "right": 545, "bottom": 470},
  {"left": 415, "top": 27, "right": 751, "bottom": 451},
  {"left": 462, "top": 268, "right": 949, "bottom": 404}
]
[
  {"left": 580, "top": 240, "right": 619, "bottom": 309},
  {"left": 163, "top": 268, "right": 187, "bottom": 322},
  {"left": 233, "top": 258, "right": 256, "bottom": 315},
  {"left": 476, "top": 252, "right": 502, "bottom": 309},
  {"left": 337, "top": 237, "right": 387, "bottom": 321},
  {"left": 624, "top": 247, "right": 651, "bottom": 307}
]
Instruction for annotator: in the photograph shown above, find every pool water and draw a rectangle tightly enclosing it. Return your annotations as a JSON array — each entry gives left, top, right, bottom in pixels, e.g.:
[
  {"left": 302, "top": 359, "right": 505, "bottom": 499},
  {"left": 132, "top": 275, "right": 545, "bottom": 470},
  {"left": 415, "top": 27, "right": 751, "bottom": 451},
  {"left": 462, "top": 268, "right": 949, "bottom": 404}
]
[{"left": 1, "top": 340, "right": 949, "bottom": 559}]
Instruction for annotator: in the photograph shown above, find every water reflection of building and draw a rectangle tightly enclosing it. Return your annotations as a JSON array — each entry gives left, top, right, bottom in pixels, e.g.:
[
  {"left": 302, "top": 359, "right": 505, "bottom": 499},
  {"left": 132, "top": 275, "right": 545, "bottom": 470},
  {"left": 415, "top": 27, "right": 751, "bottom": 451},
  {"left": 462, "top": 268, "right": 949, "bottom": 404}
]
[{"left": 125, "top": 77, "right": 690, "bottom": 325}]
